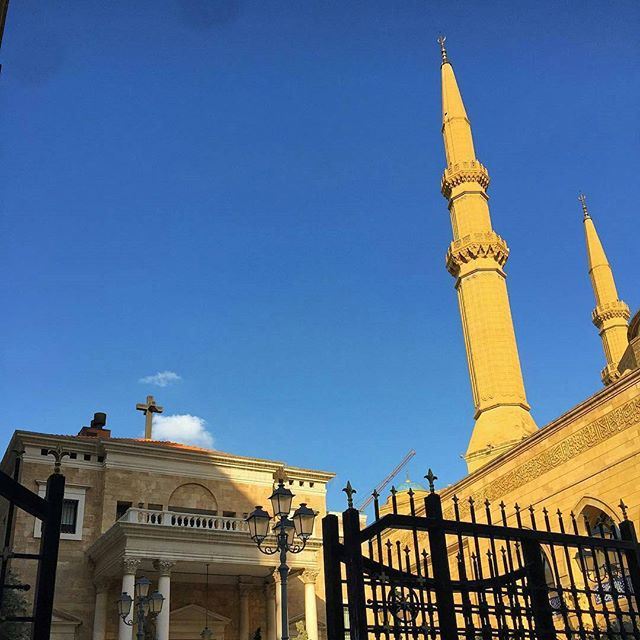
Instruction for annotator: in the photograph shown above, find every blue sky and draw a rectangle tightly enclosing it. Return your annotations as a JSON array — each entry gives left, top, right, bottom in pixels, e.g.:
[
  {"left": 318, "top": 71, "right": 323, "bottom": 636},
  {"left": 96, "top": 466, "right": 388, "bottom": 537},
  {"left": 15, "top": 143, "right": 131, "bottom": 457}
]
[{"left": 1, "top": 1, "right": 638, "bottom": 512}]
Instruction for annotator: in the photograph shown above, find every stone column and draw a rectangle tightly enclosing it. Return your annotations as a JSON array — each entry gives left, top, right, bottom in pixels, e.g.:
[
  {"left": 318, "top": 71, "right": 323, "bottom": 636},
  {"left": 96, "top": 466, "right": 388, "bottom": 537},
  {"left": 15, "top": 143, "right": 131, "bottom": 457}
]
[
  {"left": 301, "top": 570, "right": 319, "bottom": 640},
  {"left": 238, "top": 580, "right": 252, "bottom": 640},
  {"left": 265, "top": 582, "right": 277, "bottom": 640},
  {"left": 119, "top": 558, "right": 140, "bottom": 640},
  {"left": 154, "top": 560, "right": 175, "bottom": 640},
  {"left": 92, "top": 577, "right": 109, "bottom": 640},
  {"left": 273, "top": 569, "right": 282, "bottom": 640}
]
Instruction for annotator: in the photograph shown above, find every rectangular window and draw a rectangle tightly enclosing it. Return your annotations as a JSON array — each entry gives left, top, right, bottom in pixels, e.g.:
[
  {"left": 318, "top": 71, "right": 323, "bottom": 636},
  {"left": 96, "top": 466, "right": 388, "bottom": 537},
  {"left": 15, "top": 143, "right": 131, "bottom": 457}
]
[
  {"left": 116, "top": 501, "right": 133, "bottom": 521},
  {"left": 147, "top": 503, "right": 163, "bottom": 511},
  {"left": 61, "top": 499, "right": 79, "bottom": 534},
  {"left": 222, "top": 510, "right": 236, "bottom": 518}
]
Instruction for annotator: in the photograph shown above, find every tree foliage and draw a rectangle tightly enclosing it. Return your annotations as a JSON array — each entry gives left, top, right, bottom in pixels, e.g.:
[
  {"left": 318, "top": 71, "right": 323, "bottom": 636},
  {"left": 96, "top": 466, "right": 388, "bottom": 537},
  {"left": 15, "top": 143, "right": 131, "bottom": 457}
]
[{"left": 0, "top": 569, "right": 30, "bottom": 640}]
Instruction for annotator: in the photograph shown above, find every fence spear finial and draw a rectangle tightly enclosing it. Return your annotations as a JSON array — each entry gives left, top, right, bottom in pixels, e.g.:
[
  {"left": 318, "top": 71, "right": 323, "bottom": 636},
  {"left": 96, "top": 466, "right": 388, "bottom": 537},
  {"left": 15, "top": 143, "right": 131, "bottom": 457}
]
[
  {"left": 424, "top": 468, "right": 438, "bottom": 493},
  {"left": 342, "top": 481, "right": 356, "bottom": 509}
]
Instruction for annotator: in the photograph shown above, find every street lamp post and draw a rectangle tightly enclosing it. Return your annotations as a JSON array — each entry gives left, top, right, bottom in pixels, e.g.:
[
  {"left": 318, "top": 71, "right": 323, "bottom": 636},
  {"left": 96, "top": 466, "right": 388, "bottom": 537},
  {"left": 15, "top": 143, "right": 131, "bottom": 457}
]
[
  {"left": 246, "top": 475, "right": 317, "bottom": 640},
  {"left": 117, "top": 576, "right": 165, "bottom": 640}
]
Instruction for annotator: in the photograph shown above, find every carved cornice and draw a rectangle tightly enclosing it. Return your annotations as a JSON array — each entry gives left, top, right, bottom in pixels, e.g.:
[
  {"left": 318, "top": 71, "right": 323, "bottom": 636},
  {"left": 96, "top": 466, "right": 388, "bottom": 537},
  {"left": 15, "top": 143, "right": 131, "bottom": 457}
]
[
  {"left": 592, "top": 300, "right": 630, "bottom": 328},
  {"left": 300, "top": 569, "right": 320, "bottom": 585},
  {"left": 153, "top": 559, "right": 175, "bottom": 576},
  {"left": 122, "top": 557, "right": 141, "bottom": 574},
  {"left": 444, "top": 396, "right": 640, "bottom": 519},
  {"left": 445, "top": 232, "right": 509, "bottom": 277},
  {"left": 441, "top": 160, "right": 490, "bottom": 199}
]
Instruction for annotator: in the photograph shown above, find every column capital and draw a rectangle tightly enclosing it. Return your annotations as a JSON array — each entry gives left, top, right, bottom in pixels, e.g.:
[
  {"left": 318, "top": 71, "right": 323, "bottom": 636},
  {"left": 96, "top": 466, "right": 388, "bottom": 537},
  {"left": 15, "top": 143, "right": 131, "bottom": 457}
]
[
  {"left": 94, "top": 576, "right": 111, "bottom": 592},
  {"left": 300, "top": 569, "right": 319, "bottom": 585},
  {"left": 238, "top": 578, "right": 253, "bottom": 597},
  {"left": 122, "top": 557, "right": 141, "bottom": 574},
  {"left": 272, "top": 568, "right": 281, "bottom": 584},
  {"left": 153, "top": 559, "right": 175, "bottom": 577}
]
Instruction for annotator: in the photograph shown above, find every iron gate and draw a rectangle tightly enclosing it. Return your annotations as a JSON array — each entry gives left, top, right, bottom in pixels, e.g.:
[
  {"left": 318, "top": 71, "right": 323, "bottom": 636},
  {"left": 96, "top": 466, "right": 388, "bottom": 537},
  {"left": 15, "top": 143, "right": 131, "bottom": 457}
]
[
  {"left": 0, "top": 448, "right": 65, "bottom": 640},
  {"left": 323, "top": 474, "right": 640, "bottom": 640}
]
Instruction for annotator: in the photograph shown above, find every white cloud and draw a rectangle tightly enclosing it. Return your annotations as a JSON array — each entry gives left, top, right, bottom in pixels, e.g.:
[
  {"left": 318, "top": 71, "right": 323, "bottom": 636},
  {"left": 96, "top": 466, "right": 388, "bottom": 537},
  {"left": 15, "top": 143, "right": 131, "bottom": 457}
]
[
  {"left": 139, "top": 371, "right": 182, "bottom": 387},
  {"left": 151, "top": 414, "right": 214, "bottom": 449}
]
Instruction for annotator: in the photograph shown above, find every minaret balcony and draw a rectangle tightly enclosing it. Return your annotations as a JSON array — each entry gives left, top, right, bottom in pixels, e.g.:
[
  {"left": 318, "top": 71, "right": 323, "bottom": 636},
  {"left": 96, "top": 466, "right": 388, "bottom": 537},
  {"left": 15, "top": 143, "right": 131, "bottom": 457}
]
[
  {"left": 592, "top": 300, "right": 631, "bottom": 329},
  {"left": 445, "top": 231, "right": 509, "bottom": 277},
  {"left": 441, "top": 160, "right": 490, "bottom": 199}
]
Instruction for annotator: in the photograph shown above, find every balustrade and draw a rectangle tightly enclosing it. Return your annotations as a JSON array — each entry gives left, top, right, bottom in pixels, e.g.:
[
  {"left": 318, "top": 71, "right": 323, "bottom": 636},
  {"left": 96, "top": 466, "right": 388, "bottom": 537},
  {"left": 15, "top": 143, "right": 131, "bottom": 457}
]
[{"left": 120, "top": 508, "right": 249, "bottom": 533}]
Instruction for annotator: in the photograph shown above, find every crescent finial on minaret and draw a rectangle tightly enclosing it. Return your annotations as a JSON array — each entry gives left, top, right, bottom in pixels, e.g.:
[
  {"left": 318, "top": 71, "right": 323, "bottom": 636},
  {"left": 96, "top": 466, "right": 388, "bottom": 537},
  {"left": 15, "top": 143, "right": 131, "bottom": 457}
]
[
  {"left": 578, "top": 193, "right": 590, "bottom": 219},
  {"left": 437, "top": 35, "right": 449, "bottom": 65}
]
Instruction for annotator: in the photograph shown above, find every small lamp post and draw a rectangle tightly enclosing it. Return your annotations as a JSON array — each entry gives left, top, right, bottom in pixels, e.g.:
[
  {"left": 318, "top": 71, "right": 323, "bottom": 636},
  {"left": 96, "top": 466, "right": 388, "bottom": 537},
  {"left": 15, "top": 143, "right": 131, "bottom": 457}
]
[
  {"left": 117, "top": 576, "right": 164, "bottom": 640},
  {"left": 246, "top": 474, "right": 317, "bottom": 640}
]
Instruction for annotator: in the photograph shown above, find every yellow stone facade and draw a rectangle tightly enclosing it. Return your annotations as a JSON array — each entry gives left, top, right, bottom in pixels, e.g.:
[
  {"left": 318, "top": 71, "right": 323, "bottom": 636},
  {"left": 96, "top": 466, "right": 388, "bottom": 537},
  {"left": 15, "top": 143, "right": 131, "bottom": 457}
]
[{"left": 1, "top": 433, "right": 333, "bottom": 640}]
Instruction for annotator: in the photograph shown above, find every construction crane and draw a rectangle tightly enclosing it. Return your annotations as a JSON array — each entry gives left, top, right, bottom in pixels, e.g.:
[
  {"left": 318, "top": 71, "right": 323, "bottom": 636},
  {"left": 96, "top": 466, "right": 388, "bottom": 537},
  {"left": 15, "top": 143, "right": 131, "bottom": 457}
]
[{"left": 357, "top": 449, "right": 416, "bottom": 512}]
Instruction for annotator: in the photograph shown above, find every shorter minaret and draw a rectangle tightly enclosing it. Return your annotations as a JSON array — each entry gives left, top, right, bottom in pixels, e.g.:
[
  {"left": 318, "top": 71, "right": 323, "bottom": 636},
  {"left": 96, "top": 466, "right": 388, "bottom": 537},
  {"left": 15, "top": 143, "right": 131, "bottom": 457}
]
[{"left": 580, "top": 194, "right": 630, "bottom": 385}]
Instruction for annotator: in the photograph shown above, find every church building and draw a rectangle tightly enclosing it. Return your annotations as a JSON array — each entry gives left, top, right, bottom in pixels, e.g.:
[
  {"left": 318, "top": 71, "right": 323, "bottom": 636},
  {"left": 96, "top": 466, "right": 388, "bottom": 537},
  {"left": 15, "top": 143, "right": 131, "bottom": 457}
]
[{"left": 1, "top": 404, "right": 333, "bottom": 640}]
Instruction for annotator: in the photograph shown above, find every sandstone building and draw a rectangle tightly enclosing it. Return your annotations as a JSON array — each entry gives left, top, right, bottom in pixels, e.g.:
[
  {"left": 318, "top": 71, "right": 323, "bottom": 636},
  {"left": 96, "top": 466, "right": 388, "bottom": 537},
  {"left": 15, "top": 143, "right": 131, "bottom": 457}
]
[{"left": 1, "top": 417, "right": 333, "bottom": 640}]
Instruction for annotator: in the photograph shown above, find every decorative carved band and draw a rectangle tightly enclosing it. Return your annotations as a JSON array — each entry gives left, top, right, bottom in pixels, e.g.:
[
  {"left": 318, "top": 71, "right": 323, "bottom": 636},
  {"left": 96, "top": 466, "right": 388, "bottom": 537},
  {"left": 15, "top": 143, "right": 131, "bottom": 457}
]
[
  {"left": 122, "top": 557, "right": 141, "bottom": 574},
  {"left": 445, "top": 396, "right": 640, "bottom": 519},
  {"left": 441, "top": 160, "right": 490, "bottom": 199},
  {"left": 445, "top": 232, "right": 509, "bottom": 277},
  {"left": 592, "top": 300, "right": 631, "bottom": 328},
  {"left": 153, "top": 559, "right": 175, "bottom": 577}
]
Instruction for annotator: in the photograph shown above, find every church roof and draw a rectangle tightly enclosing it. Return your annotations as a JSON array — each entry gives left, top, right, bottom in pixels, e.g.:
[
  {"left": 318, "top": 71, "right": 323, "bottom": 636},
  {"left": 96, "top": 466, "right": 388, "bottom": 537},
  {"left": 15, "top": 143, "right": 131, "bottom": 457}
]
[{"left": 8, "top": 430, "right": 335, "bottom": 480}]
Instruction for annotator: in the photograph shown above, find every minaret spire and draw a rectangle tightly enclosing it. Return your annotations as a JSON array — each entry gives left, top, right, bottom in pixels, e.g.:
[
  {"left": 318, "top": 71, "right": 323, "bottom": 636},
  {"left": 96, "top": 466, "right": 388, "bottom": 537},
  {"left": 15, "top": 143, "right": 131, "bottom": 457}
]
[
  {"left": 581, "top": 194, "right": 630, "bottom": 385},
  {"left": 438, "top": 40, "right": 537, "bottom": 472},
  {"left": 437, "top": 35, "right": 449, "bottom": 65}
]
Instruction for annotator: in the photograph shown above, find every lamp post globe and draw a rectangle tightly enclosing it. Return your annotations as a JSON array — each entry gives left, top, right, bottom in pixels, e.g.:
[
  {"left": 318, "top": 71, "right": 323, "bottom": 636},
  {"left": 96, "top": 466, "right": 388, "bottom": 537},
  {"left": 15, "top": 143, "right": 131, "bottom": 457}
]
[
  {"left": 201, "top": 627, "right": 214, "bottom": 640},
  {"left": 117, "top": 592, "right": 133, "bottom": 618},
  {"left": 135, "top": 576, "right": 151, "bottom": 599},
  {"left": 247, "top": 506, "right": 271, "bottom": 542},
  {"left": 280, "top": 516, "right": 296, "bottom": 547},
  {"left": 149, "top": 590, "right": 164, "bottom": 615},
  {"left": 292, "top": 503, "right": 316, "bottom": 540},
  {"left": 269, "top": 481, "right": 294, "bottom": 517}
]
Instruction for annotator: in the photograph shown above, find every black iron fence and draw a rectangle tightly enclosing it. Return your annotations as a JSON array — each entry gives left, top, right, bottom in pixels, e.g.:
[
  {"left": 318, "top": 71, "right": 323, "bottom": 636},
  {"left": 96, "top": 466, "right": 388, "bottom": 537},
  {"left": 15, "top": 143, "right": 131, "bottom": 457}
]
[
  {"left": 323, "top": 475, "right": 640, "bottom": 640},
  {"left": 0, "top": 449, "right": 65, "bottom": 640}
]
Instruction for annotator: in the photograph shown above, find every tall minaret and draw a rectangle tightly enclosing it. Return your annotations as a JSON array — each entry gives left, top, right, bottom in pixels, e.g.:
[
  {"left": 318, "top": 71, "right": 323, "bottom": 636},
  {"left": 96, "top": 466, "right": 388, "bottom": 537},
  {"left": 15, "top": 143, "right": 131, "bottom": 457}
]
[
  {"left": 580, "top": 194, "right": 630, "bottom": 385},
  {"left": 437, "top": 38, "right": 537, "bottom": 472}
]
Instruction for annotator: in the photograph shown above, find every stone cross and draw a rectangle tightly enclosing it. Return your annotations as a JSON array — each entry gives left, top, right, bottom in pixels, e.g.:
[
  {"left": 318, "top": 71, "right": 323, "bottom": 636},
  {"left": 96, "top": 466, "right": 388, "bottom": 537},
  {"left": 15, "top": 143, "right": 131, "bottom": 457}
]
[{"left": 136, "top": 395, "right": 164, "bottom": 439}]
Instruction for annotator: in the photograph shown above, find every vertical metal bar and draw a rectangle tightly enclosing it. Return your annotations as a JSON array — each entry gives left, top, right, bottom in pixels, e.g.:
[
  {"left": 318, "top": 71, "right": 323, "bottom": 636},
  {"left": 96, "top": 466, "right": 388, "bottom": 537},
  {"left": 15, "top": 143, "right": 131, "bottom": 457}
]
[
  {"left": 32, "top": 472, "right": 65, "bottom": 640},
  {"left": 619, "top": 519, "right": 640, "bottom": 604},
  {"left": 322, "top": 514, "right": 345, "bottom": 640},
  {"left": 424, "top": 492, "right": 457, "bottom": 640},
  {"left": 0, "top": 451, "right": 21, "bottom": 611},
  {"left": 521, "top": 539, "right": 555, "bottom": 640},
  {"left": 343, "top": 507, "right": 368, "bottom": 640}
]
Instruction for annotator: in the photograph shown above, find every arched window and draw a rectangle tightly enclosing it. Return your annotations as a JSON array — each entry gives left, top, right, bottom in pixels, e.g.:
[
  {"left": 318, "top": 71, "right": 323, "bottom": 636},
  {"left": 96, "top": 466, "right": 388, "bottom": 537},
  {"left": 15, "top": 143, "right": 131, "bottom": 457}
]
[
  {"left": 168, "top": 483, "right": 218, "bottom": 516},
  {"left": 580, "top": 505, "right": 619, "bottom": 539}
]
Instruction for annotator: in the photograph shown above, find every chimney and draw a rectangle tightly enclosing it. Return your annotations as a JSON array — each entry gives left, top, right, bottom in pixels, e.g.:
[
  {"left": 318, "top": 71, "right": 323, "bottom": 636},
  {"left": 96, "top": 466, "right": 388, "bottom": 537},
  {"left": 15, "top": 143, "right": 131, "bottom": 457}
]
[{"left": 78, "top": 412, "right": 111, "bottom": 438}]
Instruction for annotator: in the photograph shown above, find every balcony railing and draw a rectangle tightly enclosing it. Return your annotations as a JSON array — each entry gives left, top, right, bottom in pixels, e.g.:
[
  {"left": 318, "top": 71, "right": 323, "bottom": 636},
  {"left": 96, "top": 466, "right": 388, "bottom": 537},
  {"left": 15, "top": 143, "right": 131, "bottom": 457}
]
[{"left": 120, "top": 508, "right": 249, "bottom": 533}]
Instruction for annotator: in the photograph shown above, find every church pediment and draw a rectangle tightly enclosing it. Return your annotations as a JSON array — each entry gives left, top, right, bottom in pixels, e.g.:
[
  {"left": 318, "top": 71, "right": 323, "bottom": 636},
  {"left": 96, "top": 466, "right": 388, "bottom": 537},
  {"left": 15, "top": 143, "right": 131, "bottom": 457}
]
[
  {"left": 171, "top": 604, "right": 231, "bottom": 623},
  {"left": 52, "top": 608, "right": 82, "bottom": 624},
  {"left": 170, "top": 604, "right": 230, "bottom": 640}
]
